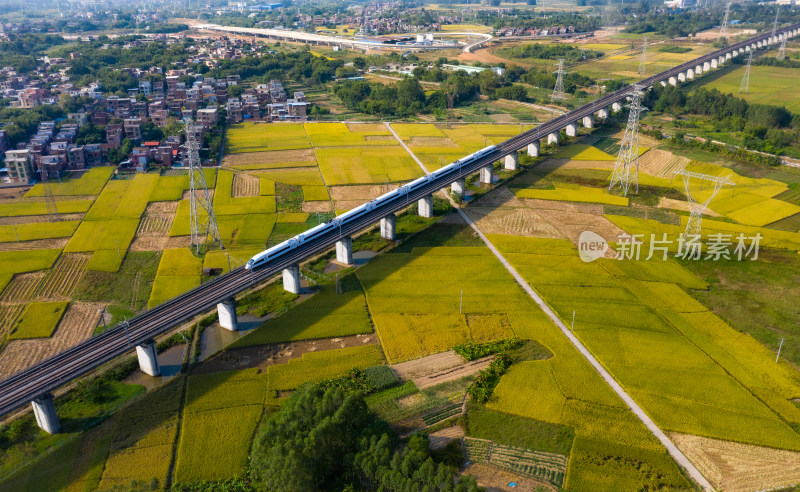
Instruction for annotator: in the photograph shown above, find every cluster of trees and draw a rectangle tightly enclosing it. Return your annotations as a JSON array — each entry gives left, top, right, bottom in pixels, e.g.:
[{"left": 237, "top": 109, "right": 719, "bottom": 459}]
[
  {"left": 479, "top": 10, "right": 599, "bottom": 32},
  {"left": 648, "top": 85, "right": 799, "bottom": 155},
  {"left": 0, "top": 33, "right": 67, "bottom": 72},
  {"left": 250, "top": 384, "right": 481, "bottom": 491},
  {"left": 334, "top": 78, "right": 431, "bottom": 117},
  {"left": 506, "top": 44, "right": 603, "bottom": 62},
  {"left": 0, "top": 104, "right": 65, "bottom": 147},
  {"left": 624, "top": 10, "right": 720, "bottom": 37}
]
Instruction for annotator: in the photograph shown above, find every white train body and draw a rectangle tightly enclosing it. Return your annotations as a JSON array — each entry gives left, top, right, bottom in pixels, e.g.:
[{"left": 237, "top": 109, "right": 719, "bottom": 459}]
[{"left": 245, "top": 145, "right": 497, "bottom": 271}]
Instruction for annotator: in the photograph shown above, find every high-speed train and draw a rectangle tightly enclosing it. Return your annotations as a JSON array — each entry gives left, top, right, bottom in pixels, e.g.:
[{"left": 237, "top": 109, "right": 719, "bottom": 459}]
[{"left": 245, "top": 145, "right": 497, "bottom": 271}]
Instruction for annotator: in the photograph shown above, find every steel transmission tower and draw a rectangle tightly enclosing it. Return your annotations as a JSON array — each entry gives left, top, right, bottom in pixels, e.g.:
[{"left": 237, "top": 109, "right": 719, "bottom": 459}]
[
  {"left": 778, "top": 35, "right": 787, "bottom": 60},
  {"left": 186, "top": 124, "right": 223, "bottom": 253},
  {"left": 772, "top": 6, "right": 779, "bottom": 37},
  {"left": 609, "top": 85, "right": 646, "bottom": 196},
  {"left": 37, "top": 170, "right": 60, "bottom": 222},
  {"left": 673, "top": 169, "right": 734, "bottom": 237},
  {"left": 552, "top": 59, "right": 566, "bottom": 101},
  {"left": 720, "top": 3, "right": 731, "bottom": 40},
  {"left": 739, "top": 51, "right": 752, "bottom": 93},
  {"left": 638, "top": 38, "right": 648, "bottom": 78}
]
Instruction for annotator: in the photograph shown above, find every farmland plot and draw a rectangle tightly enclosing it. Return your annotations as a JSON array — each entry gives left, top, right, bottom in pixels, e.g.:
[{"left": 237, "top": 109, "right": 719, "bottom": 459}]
[{"left": 34, "top": 253, "right": 91, "bottom": 300}]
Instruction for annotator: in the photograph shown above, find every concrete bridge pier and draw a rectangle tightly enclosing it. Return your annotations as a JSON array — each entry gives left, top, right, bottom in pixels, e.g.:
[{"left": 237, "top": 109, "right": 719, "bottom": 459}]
[
  {"left": 757, "top": 40, "right": 763, "bottom": 48},
  {"left": 710, "top": 59, "right": 718, "bottom": 69},
  {"left": 380, "top": 214, "right": 396, "bottom": 240},
  {"left": 527, "top": 141, "right": 540, "bottom": 157},
  {"left": 668, "top": 76, "right": 678, "bottom": 86},
  {"left": 418, "top": 195, "right": 434, "bottom": 218},
  {"left": 695, "top": 64, "right": 703, "bottom": 75},
  {"left": 283, "top": 264, "right": 301, "bottom": 294},
  {"left": 660, "top": 80, "right": 667, "bottom": 87},
  {"left": 451, "top": 178, "right": 466, "bottom": 197},
  {"left": 32, "top": 393, "right": 60, "bottom": 434},
  {"left": 596, "top": 107, "right": 610, "bottom": 119},
  {"left": 504, "top": 152, "right": 518, "bottom": 171},
  {"left": 582, "top": 116, "right": 594, "bottom": 129},
  {"left": 686, "top": 69, "right": 695, "bottom": 80},
  {"left": 547, "top": 131, "right": 560, "bottom": 146},
  {"left": 336, "top": 236, "right": 353, "bottom": 264},
  {"left": 479, "top": 165, "right": 494, "bottom": 184},
  {"left": 136, "top": 340, "right": 160, "bottom": 377},
  {"left": 217, "top": 298, "right": 238, "bottom": 331},
  {"left": 611, "top": 102, "right": 622, "bottom": 112},
  {"left": 718, "top": 55, "right": 725, "bottom": 65},
  {"left": 725, "top": 52, "right": 732, "bottom": 61},
  {"left": 565, "top": 122, "right": 578, "bottom": 137},
  {"left": 678, "top": 72, "right": 686, "bottom": 83}
]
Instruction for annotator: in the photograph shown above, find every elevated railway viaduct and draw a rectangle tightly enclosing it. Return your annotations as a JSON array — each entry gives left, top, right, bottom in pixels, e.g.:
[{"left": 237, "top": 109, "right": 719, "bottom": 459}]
[{"left": 3, "top": 25, "right": 799, "bottom": 435}]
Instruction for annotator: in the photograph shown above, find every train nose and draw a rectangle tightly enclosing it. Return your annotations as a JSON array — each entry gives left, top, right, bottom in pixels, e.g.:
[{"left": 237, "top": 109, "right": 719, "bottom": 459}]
[{"left": 244, "top": 263, "right": 252, "bottom": 271}]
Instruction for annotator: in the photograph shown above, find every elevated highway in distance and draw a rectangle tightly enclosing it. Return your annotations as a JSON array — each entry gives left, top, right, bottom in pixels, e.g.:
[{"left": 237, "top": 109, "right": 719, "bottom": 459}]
[
  {"left": 193, "top": 23, "right": 487, "bottom": 51},
  {"left": 2, "top": 24, "right": 798, "bottom": 427}
]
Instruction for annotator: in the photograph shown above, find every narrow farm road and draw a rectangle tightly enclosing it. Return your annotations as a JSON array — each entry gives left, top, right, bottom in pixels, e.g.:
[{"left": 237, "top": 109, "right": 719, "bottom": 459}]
[{"left": 390, "top": 129, "right": 715, "bottom": 491}]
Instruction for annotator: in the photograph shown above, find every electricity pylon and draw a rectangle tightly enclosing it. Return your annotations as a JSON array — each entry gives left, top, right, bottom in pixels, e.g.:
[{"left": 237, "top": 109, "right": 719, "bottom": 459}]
[
  {"left": 186, "top": 123, "right": 223, "bottom": 253},
  {"left": 772, "top": 5, "right": 779, "bottom": 37},
  {"left": 638, "top": 38, "right": 648, "bottom": 78},
  {"left": 720, "top": 2, "right": 731, "bottom": 40},
  {"left": 673, "top": 169, "right": 734, "bottom": 237},
  {"left": 778, "top": 35, "right": 787, "bottom": 60},
  {"left": 551, "top": 59, "right": 566, "bottom": 101},
  {"left": 739, "top": 51, "right": 752, "bottom": 93},
  {"left": 609, "top": 85, "right": 645, "bottom": 196},
  {"left": 37, "top": 169, "right": 60, "bottom": 222}
]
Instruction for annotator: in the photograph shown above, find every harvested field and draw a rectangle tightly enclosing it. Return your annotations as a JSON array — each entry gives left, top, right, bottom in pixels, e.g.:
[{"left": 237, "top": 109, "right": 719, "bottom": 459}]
[
  {"left": 391, "top": 350, "right": 466, "bottom": 380},
  {"left": 0, "top": 301, "right": 101, "bottom": 378},
  {"left": 231, "top": 173, "right": 260, "bottom": 198},
  {"left": 659, "top": 197, "right": 721, "bottom": 216},
  {"left": 462, "top": 462, "right": 557, "bottom": 492},
  {"left": 535, "top": 158, "right": 615, "bottom": 172},
  {"left": 35, "top": 253, "right": 91, "bottom": 300},
  {"left": 223, "top": 149, "right": 316, "bottom": 168},
  {"left": 182, "top": 189, "right": 215, "bottom": 201},
  {"left": 0, "top": 238, "right": 69, "bottom": 251},
  {"left": 137, "top": 214, "right": 174, "bottom": 236},
  {"left": 0, "top": 304, "right": 25, "bottom": 343},
  {"left": 464, "top": 207, "right": 562, "bottom": 238},
  {"left": 413, "top": 355, "right": 495, "bottom": 390},
  {"left": 329, "top": 184, "right": 399, "bottom": 201},
  {"left": 0, "top": 213, "right": 84, "bottom": 225},
  {"left": 0, "top": 272, "right": 44, "bottom": 303},
  {"left": 672, "top": 433, "right": 800, "bottom": 492},
  {"left": 536, "top": 207, "right": 624, "bottom": 254},
  {"left": 472, "top": 186, "right": 526, "bottom": 209},
  {"left": 301, "top": 200, "right": 333, "bottom": 213},
  {"left": 410, "top": 136, "right": 458, "bottom": 147},
  {"left": 639, "top": 149, "right": 689, "bottom": 177},
  {"left": 428, "top": 425, "right": 465, "bottom": 450}
]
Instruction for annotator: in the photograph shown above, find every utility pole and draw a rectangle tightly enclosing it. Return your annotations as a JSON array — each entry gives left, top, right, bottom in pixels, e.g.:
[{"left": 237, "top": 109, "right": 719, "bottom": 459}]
[
  {"left": 12, "top": 224, "right": 19, "bottom": 242},
  {"left": 571, "top": 311, "right": 575, "bottom": 332},
  {"left": 739, "top": 51, "right": 752, "bottom": 93},
  {"left": 776, "top": 338, "right": 784, "bottom": 363},
  {"left": 552, "top": 59, "right": 566, "bottom": 101},
  {"left": 115, "top": 239, "right": 121, "bottom": 260}
]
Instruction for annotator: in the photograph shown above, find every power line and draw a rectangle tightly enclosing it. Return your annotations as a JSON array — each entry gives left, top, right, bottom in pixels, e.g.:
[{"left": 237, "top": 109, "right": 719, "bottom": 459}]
[
  {"left": 739, "top": 50, "right": 752, "bottom": 93},
  {"left": 609, "top": 85, "right": 645, "bottom": 196},
  {"left": 772, "top": 5, "right": 780, "bottom": 38}
]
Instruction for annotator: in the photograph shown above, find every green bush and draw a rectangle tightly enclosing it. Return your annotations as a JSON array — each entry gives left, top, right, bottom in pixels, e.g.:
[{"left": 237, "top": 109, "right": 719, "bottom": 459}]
[
  {"left": 453, "top": 338, "right": 519, "bottom": 361},
  {"left": 363, "top": 365, "right": 400, "bottom": 390}
]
